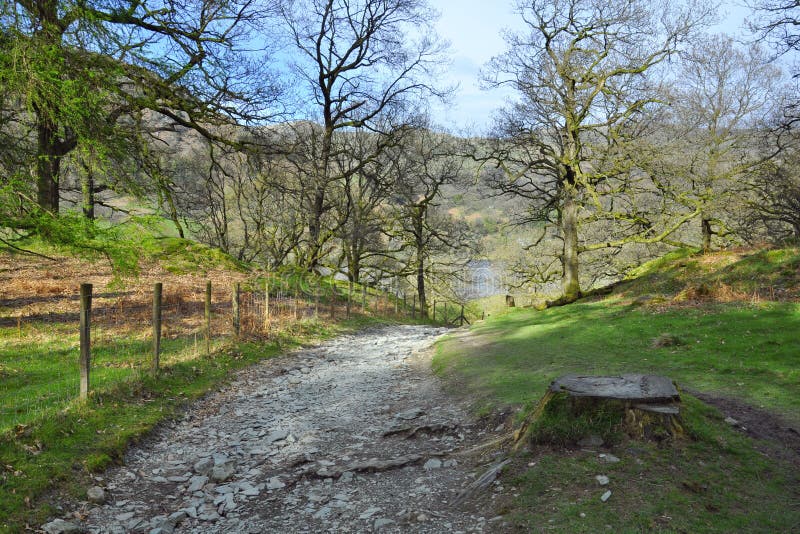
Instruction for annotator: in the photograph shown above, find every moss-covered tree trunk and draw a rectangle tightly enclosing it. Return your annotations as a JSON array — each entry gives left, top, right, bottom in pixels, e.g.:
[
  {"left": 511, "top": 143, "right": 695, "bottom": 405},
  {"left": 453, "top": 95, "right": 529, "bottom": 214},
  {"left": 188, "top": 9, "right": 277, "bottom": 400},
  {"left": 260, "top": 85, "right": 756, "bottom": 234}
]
[{"left": 561, "top": 193, "right": 581, "bottom": 302}]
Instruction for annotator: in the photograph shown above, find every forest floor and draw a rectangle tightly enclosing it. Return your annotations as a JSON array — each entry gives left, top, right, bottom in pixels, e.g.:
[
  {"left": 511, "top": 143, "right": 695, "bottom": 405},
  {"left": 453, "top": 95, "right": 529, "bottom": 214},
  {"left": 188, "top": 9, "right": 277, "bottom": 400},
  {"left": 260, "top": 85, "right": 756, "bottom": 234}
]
[{"left": 43, "top": 325, "right": 510, "bottom": 534}]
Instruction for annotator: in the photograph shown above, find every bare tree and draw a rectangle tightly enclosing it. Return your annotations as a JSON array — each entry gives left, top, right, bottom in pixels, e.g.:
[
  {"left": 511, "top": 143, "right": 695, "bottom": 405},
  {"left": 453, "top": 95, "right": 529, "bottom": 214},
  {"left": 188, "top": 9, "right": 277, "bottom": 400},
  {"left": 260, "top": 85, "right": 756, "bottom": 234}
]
[
  {"left": 279, "top": 0, "right": 448, "bottom": 271},
  {"left": 654, "top": 35, "right": 781, "bottom": 252},
  {"left": 387, "top": 128, "right": 475, "bottom": 317},
  {"left": 481, "top": 0, "right": 713, "bottom": 303},
  {"left": 334, "top": 130, "right": 398, "bottom": 283}
]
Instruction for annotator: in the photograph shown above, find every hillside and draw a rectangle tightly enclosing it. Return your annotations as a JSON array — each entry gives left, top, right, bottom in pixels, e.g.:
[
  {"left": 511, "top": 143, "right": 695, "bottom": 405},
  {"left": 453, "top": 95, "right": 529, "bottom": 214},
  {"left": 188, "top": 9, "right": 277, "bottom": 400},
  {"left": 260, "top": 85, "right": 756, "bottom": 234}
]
[{"left": 434, "top": 246, "right": 800, "bottom": 532}]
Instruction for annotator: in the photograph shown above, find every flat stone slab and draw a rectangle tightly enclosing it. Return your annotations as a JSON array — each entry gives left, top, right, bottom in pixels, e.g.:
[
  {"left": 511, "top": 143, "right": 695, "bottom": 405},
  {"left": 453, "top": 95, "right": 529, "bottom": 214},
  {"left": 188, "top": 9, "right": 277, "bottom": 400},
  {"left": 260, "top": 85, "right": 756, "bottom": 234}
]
[{"left": 549, "top": 374, "right": 680, "bottom": 404}]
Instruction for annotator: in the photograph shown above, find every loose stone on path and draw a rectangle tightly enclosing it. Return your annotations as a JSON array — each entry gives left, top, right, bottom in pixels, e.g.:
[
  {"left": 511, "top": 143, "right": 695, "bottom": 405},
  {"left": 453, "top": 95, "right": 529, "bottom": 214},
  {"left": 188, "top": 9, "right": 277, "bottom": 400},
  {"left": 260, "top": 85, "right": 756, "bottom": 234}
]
[{"left": 48, "top": 325, "right": 502, "bottom": 533}]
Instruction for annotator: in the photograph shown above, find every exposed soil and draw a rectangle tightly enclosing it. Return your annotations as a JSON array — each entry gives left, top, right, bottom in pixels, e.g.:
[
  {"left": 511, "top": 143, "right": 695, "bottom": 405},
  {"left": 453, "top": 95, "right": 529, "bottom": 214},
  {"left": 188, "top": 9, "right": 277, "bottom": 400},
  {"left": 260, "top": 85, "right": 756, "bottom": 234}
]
[{"left": 687, "top": 388, "right": 800, "bottom": 466}]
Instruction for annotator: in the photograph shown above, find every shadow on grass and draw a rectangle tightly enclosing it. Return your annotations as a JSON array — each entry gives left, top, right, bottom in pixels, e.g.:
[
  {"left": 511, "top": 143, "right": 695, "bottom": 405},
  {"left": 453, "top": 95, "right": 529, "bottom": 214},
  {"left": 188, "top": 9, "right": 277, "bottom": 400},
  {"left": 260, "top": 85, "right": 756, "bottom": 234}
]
[{"left": 436, "top": 301, "right": 800, "bottom": 423}]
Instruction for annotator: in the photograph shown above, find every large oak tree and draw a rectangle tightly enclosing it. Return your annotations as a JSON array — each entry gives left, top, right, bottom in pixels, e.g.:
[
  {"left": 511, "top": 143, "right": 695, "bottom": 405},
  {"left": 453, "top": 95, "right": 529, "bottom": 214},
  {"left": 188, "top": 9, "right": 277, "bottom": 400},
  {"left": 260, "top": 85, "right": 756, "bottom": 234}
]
[{"left": 481, "top": 0, "right": 712, "bottom": 302}]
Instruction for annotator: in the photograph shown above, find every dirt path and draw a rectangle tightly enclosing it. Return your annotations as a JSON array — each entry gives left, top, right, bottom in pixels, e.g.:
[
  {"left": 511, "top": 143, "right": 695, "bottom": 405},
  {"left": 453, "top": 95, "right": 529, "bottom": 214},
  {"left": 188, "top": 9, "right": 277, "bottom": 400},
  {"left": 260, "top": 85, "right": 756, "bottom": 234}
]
[{"left": 50, "top": 325, "right": 509, "bottom": 534}]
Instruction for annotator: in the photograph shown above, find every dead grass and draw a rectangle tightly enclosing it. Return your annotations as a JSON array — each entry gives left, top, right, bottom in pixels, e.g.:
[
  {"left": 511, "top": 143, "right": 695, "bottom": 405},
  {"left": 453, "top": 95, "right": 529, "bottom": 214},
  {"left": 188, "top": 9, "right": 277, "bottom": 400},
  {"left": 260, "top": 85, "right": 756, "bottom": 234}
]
[{"left": 0, "top": 253, "right": 249, "bottom": 339}]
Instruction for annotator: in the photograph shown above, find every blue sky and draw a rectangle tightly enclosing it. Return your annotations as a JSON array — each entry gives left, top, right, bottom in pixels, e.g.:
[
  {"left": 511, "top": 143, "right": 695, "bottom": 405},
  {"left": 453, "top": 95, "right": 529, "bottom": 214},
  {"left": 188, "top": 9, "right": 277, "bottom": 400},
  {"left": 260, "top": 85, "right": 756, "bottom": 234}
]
[{"left": 430, "top": 1, "right": 754, "bottom": 134}]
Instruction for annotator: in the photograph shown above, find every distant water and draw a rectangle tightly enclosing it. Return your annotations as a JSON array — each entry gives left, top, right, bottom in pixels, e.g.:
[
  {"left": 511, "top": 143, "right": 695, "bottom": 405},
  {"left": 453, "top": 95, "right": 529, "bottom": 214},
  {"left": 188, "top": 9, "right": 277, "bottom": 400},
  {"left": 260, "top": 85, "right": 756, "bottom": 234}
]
[{"left": 459, "top": 260, "right": 506, "bottom": 299}]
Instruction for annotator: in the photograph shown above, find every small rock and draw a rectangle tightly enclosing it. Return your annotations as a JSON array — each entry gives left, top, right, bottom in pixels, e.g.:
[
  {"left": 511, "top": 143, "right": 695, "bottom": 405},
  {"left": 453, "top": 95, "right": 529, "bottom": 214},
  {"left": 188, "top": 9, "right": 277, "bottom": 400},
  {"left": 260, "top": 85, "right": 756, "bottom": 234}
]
[
  {"left": 595, "top": 475, "right": 609, "bottom": 486},
  {"left": 599, "top": 454, "right": 620, "bottom": 463},
  {"left": 580, "top": 512, "right": 586, "bottom": 518},
  {"left": 193, "top": 458, "right": 214, "bottom": 476},
  {"left": 578, "top": 435, "right": 604, "bottom": 447},
  {"left": 267, "top": 430, "right": 290, "bottom": 443},
  {"left": 239, "top": 482, "right": 260, "bottom": 496},
  {"left": 210, "top": 462, "right": 236, "bottom": 483},
  {"left": 86, "top": 486, "right": 106, "bottom": 504},
  {"left": 394, "top": 408, "right": 425, "bottom": 421},
  {"left": 416, "top": 513, "right": 429, "bottom": 522},
  {"left": 168, "top": 510, "right": 188, "bottom": 526},
  {"left": 312, "top": 506, "right": 332, "bottom": 519},
  {"left": 423, "top": 459, "right": 442, "bottom": 471},
  {"left": 215, "top": 484, "right": 235, "bottom": 494},
  {"left": 127, "top": 517, "right": 146, "bottom": 530},
  {"left": 724, "top": 416, "right": 739, "bottom": 426},
  {"left": 359, "top": 507, "right": 381, "bottom": 519},
  {"left": 373, "top": 518, "right": 396, "bottom": 531},
  {"left": 42, "top": 519, "right": 85, "bottom": 534},
  {"left": 600, "top": 490, "right": 612, "bottom": 502},
  {"left": 266, "top": 477, "right": 285, "bottom": 490},
  {"left": 115, "top": 512, "right": 135, "bottom": 522},
  {"left": 187, "top": 475, "right": 209, "bottom": 492}
]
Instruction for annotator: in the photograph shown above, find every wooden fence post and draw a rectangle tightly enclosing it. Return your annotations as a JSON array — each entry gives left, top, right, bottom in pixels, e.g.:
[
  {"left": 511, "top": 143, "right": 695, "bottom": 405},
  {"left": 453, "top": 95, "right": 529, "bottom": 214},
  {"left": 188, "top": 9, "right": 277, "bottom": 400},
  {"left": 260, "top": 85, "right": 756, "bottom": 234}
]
[
  {"left": 205, "top": 281, "right": 212, "bottom": 355},
  {"left": 444, "top": 301, "right": 448, "bottom": 325},
  {"left": 433, "top": 300, "right": 437, "bottom": 323},
  {"left": 152, "top": 282, "right": 162, "bottom": 375},
  {"left": 79, "top": 283, "right": 92, "bottom": 400},
  {"left": 315, "top": 283, "right": 320, "bottom": 318},
  {"left": 264, "top": 278, "right": 270, "bottom": 332},
  {"left": 232, "top": 283, "right": 241, "bottom": 338},
  {"left": 362, "top": 285, "right": 367, "bottom": 312}
]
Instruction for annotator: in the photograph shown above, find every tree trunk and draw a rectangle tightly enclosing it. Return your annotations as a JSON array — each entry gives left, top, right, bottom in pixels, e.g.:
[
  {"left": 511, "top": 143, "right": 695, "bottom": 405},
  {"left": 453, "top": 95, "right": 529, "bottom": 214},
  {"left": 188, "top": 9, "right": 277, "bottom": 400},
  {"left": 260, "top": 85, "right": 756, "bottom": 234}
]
[
  {"left": 701, "top": 218, "right": 712, "bottom": 254},
  {"left": 81, "top": 165, "right": 95, "bottom": 220},
  {"left": 416, "top": 255, "right": 427, "bottom": 318},
  {"left": 36, "top": 115, "right": 61, "bottom": 214},
  {"left": 561, "top": 193, "right": 581, "bottom": 302},
  {"left": 307, "top": 185, "right": 326, "bottom": 270},
  {"left": 414, "top": 208, "right": 428, "bottom": 318},
  {"left": 161, "top": 183, "right": 184, "bottom": 238},
  {"left": 349, "top": 255, "right": 361, "bottom": 284}
]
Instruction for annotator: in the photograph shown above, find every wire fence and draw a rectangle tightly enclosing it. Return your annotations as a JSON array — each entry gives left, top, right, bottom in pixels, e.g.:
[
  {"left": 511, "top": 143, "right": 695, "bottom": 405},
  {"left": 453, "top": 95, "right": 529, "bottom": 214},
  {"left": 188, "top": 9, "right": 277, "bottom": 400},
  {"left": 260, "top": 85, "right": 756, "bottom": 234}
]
[{"left": 1, "top": 275, "right": 463, "bottom": 433}]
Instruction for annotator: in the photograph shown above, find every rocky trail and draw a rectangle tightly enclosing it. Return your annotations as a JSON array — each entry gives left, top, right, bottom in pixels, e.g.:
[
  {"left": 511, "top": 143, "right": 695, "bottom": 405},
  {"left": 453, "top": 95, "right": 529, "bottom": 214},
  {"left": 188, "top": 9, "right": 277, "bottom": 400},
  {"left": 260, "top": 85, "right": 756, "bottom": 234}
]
[{"left": 45, "top": 325, "right": 510, "bottom": 534}]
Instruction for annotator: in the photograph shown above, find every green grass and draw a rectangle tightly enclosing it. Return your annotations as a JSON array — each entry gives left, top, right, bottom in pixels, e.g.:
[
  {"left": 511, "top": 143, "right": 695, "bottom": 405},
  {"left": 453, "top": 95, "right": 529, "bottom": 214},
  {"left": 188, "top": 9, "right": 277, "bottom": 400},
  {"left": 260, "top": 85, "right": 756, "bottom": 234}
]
[
  {"left": 506, "top": 399, "right": 798, "bottom": 532},
  {"left": 435, "top": 300, "right": 800, "bottom": 423},
  {"left": 0, "top": 315, "right": 390, "bottom": 531},
  {"left": 620, "top": 246, "right": 800, "bottom": 300},
  {"left": 434, "top": 247, "right": 800, "bottom": 532},
  {"left": 0, "top": 324, "right": 226, "bottom": 434}
]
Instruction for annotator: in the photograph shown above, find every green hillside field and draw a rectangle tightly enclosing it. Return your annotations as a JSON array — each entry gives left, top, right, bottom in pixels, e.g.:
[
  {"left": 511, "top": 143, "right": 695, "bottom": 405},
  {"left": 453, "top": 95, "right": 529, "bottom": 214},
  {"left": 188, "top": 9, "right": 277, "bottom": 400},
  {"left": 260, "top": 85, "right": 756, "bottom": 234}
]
[{"left": 434, "top": 247, "right": 800, "bottom": 533}]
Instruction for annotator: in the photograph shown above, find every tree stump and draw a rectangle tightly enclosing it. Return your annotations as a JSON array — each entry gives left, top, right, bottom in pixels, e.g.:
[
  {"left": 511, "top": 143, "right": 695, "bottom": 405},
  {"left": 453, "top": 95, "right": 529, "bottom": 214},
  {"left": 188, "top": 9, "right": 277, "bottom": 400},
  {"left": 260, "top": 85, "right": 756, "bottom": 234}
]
[
  {"left": 505, "top": 295, "right": 515, "bottom": 307},
  {"left": 513, "top": 374, "right": 684, "bottom": 449}
]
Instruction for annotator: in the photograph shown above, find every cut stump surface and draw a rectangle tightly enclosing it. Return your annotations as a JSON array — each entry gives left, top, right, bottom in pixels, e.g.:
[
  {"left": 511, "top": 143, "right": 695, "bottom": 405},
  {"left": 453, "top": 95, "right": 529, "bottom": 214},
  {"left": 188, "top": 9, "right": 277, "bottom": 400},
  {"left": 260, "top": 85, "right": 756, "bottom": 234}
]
[
  {"left": 513, "top": 374, "right": 684, "bottom": 448},
  {"left": 550, "top": 374, "right": 680, "bottom": 408}
]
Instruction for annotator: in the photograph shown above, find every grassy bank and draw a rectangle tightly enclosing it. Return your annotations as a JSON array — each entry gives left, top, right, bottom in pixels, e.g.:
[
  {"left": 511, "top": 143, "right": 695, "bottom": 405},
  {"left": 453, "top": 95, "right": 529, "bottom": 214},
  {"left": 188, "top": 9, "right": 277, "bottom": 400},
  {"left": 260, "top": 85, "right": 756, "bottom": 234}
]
[
  {"left": 435, "top": 299, "right": 800, "bottom": 421},
  {"left": 434, "top": 247, "right": 800, "bottom": 532}
]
